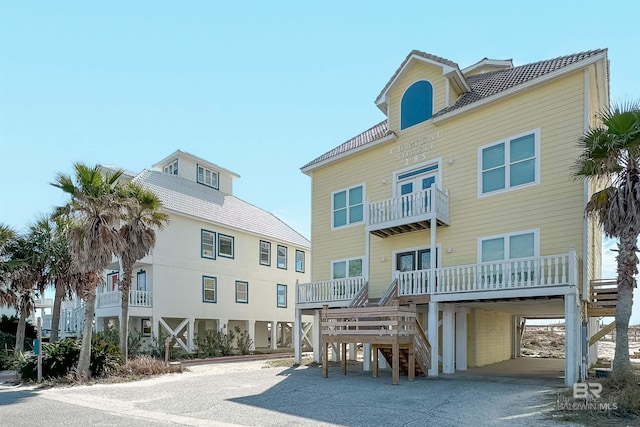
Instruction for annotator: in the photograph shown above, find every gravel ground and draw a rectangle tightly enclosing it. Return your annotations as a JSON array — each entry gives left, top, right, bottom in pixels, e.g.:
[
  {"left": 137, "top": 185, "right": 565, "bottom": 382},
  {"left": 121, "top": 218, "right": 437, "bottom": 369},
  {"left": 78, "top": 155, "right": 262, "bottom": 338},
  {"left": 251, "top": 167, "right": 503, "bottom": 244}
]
[{"left": 0, "top": 359, "right": 577, "bottom": 426}]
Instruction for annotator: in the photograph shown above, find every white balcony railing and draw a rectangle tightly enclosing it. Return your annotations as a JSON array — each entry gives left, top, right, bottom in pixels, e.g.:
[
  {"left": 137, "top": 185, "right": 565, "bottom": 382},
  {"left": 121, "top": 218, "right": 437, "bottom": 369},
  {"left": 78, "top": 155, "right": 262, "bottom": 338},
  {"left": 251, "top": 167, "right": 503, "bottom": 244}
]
[
  {"left": 297, "top": 277, "right": 366, "bottom": 305},
  {"left": 367, "top": 188, "right": 449, "bottom": 230},
  {"left": 297, "top": 251, "right": 578, "bottom": 306},
  {"left": 397, "top": 253, "right": 574, "bottom": 296},
  {"left": 96, "top": 290, "right": 153, "bottom": 308}
]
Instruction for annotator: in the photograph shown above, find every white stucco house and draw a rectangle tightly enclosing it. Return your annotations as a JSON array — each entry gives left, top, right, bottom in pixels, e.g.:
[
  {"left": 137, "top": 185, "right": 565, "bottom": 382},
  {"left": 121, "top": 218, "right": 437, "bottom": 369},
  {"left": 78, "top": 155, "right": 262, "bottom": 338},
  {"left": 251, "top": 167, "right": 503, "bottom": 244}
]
[{"left": 95, "top": 150, "right": 310, "bottom": 352}]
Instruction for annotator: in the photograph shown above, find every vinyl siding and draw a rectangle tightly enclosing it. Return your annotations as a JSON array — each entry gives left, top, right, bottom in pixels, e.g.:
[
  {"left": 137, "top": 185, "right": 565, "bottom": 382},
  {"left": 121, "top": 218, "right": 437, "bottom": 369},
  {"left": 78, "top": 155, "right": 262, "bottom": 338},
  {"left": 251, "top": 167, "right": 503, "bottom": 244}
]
[{"left": 310, "top": 66, "right": 597, "bottom": 298}]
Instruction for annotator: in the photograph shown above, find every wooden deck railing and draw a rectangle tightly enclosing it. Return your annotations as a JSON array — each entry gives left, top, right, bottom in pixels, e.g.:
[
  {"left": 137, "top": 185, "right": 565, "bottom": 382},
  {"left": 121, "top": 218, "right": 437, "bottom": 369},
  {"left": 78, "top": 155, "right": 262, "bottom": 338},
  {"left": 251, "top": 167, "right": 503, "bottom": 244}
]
[
  {"left": 297, "top": 277, "right": 366, "bottom": 304},
  {"left": 378, "top": 278, "right": 398, "bottom": 306},
  {"left": 322, "top": 304, "right": 418, "bottom": 341}
]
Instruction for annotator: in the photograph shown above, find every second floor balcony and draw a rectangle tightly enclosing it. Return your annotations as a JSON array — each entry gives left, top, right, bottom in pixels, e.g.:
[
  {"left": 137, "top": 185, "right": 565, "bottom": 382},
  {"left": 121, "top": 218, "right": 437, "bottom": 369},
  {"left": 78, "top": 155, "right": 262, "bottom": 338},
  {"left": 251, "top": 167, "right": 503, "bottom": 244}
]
[
  {"left": 96, "top": 290, "right": 153, "bottom": 309},
  {"left": 366, "top": 188, "right": 450, "bottom": 238}
]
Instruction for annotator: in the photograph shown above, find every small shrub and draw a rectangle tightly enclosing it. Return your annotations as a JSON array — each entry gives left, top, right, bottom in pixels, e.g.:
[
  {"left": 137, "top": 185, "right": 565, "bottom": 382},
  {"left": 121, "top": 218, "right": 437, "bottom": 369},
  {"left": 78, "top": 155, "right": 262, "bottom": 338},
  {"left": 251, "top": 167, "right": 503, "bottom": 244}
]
[
  {"left": 147, "top": 331, "right": 179, "bottom": 360},
  {"left": 90, "top": 335, "right": 122, "bottom": 377},
  {"left": 119, "top": 355, "right": 171, "bottom": 376},
  {"left": 127, "top": 330, "right": 143, "bottom": 358},
  {"left": 220, "top": 328, "right": 236, "bottom": 356},
  {"left": 195, "top": 329, "right": 222, "bottom": 358},
  {"left": 235, "top": 326, "right": 254, "bottom": 355}
]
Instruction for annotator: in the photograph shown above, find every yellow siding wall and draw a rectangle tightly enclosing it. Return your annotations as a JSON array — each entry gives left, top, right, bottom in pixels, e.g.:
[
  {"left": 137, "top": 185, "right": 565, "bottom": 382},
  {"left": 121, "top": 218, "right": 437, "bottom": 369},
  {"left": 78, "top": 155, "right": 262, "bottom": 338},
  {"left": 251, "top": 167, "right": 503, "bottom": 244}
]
[
  {"left": 310, "top": 65, "right": 592, "bottom": 296},
  {"left": 474, "top": 309, "right": 512, "bottom": 366}
]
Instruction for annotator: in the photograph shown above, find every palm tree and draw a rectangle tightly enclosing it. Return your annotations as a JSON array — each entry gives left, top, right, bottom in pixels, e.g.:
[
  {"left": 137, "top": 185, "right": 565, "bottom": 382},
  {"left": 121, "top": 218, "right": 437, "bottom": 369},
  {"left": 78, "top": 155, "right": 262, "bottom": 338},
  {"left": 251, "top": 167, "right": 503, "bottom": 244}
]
[
  {"left": 116, "top": 182, "right": 169, "bottom": 359},
  {"left": 52, "top": 163, "right": 125, "bottom": 378},
  {"left": 575, "top": 102, "right": 640, "bottom": 378},
  {"left": 47, "top": 215, "right": 77, "bottom": 343},
  {"left": 0, "top": 224, "right": 18, "bottom": 307}
]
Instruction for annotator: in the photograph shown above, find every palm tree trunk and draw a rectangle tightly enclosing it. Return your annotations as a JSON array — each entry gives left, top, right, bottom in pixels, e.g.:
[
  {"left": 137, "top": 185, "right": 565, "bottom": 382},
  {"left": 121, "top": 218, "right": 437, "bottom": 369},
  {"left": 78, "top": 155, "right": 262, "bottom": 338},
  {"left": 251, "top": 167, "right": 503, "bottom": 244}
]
[
  {"left": 15, "top": 302, "right": 28, "bottom": 353},
  {"left": 77, "top": 286, "right": 97, "bottom": 378},
  {"left": 612, "top": 233, "right": 638, "bottom": 378},
  {"left": 50, "top": 278, "right": 65, "bottom": 343},
  {"left": 119, "top": 259, "right": 133, "bottom": 360}
]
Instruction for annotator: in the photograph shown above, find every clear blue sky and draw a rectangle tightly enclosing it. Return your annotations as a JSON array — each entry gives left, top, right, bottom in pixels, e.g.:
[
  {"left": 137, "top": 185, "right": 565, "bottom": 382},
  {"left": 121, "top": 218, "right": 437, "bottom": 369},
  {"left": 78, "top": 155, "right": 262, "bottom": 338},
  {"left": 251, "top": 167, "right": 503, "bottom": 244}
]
[{"left": 1, "top": 2, "right": 639, "bottom": 322}]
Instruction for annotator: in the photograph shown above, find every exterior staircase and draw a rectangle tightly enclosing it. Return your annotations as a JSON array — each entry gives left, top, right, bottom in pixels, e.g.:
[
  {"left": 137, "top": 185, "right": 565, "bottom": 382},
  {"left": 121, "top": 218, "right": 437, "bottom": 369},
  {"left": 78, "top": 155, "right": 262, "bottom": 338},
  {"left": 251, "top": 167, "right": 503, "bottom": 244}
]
[
  {"left": 322, "top": 279, "right": 432, "bottom": 384},
  {"left": 588, "top": 279, "right": 618, "bottom": 317}
]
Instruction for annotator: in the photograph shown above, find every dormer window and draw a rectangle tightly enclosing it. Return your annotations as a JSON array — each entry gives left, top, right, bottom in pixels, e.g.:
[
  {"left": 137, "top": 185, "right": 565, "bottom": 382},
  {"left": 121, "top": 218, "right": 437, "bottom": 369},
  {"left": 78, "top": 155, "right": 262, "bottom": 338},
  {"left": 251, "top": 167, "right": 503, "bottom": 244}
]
[
  {"left": 163, "top": 160, "right": 178, "bottom": 175},
  {"left": 401, "top": 80, "right": 433, "bottom": 130},
  {"left": 197, "top": 164, "right": 219, "bottom": 189}
]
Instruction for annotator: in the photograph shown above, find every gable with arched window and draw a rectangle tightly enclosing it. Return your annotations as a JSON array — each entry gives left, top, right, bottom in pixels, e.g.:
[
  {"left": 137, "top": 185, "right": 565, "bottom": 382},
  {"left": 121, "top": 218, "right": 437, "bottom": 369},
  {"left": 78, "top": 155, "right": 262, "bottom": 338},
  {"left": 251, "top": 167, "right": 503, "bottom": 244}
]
[{"left": 400, "top": 80, "right": 433, "bottom": 130}]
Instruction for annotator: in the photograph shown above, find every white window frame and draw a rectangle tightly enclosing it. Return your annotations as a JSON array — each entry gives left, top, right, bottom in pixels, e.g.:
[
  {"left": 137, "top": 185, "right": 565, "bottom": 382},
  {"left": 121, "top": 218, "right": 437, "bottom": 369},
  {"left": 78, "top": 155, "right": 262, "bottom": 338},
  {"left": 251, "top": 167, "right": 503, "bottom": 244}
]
[
  {"left": 392, "top": 158, "right": 442, "bottom": 197},
  {"left": 163, "top": 160, "right": 178, "bottom": 175},
  {"left": 392, "top": 244, "right": 441, "bottom": 271},
  {"left": 477, "top": 128, "right": 541, "bottom": 198},
  {"left": 201, "top": 229, "right": 216, "bottom": 259},
  {"left": 260, "top": 240, "right": 271, "bottom": 266},
  {"left": 476, "top": 228, "right": 540, "bottom": 263},
  {"left": 218, "top": 233, "right": 234, "bottom": 259},
  {"left": 331, "top": 183, "right": 365, "bottom": 230},
  {"left": 331, "top": 257, "right": 364, "bottom": 279},
  {"left": 197, "top": 164, "right": 220, "bottom": 189}
]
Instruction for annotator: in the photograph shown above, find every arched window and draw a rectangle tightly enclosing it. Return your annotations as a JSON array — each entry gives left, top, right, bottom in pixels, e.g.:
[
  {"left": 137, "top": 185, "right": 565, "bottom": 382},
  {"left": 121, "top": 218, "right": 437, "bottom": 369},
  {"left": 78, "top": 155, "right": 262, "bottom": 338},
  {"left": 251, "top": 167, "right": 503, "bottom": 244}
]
[{"left": 400, "top": 80, "right": 433, "bottom": 130}]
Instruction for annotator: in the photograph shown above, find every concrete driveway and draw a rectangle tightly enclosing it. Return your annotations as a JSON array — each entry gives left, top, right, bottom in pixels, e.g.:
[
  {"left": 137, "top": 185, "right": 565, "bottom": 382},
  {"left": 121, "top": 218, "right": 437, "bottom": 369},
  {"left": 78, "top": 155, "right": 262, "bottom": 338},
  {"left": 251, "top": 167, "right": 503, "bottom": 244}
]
[{"left": 0, "top": 359, "right": 574, "bottom": 426}]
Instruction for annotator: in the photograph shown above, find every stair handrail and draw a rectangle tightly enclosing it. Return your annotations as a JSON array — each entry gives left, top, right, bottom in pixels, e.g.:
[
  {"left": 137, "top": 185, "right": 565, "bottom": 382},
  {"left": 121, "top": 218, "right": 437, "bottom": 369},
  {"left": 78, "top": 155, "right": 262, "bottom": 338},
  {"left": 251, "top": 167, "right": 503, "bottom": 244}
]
[
  {"left": 348, "top": 281, "right": 369, "bottom": 308},
  {"left": 413, "top": 318, "right": 431, "bottom": 371},
  {"left": 378, "top": 278, "right": 398, "bottom": 307}
]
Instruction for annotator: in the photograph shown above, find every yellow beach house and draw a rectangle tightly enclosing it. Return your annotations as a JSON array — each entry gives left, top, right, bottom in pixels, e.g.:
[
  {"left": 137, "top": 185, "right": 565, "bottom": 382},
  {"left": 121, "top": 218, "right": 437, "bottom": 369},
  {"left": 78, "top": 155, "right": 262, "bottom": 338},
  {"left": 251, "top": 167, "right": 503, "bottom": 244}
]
[{"left": 294, "top": 49, "right": 612, "bottom": 386}]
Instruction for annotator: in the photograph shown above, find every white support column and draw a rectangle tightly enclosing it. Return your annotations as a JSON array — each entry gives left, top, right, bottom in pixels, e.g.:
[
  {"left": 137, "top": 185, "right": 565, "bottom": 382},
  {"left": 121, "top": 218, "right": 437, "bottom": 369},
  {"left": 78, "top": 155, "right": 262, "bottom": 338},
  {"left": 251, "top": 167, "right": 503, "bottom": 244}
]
[
  {"left": 588, "top": 317, "right": 599, "bottom": 366},
  {"left": 246, "top": 319, "right": 256, "bottom": 353},
  {"left": 442, "top": 304, "right": 455, "bottom": 374},
  {"left": 313, "top": 310, "right": 322, "bottom": 363},
  {"left": 293, "top": 309, "right": 302, "bottom": 363},
  {"left": 218, "top": 318, "right": 228, "bottom": 333},
  {"left": 428, "top": 301, "right": 439, "bottom": 376},
  {"left": 430, "top": 218, "right": 436, "bottom": 294},
  {"left": 187, "top": 317, "right": 195, "bottom": 352},
  {"left": 151, "top": 316, "right": 159, "bottom": 340},
  {"left": 348, "top": 343, "right": 356, "bottom": 361},
  {"left": 565, "top": 289, "right": 580, "bottom": 386},
  {"left": 363, "top": 343, "right": 372, "bottom": 372},
  {"left": 332, "top": 343, "right": 340, "bottom": 362},
  {"left": 455, "top": 308, "right": 468, "bottom": 371},
  {"left": 270, "top": 321, "right": 278, "bottom": 350}
]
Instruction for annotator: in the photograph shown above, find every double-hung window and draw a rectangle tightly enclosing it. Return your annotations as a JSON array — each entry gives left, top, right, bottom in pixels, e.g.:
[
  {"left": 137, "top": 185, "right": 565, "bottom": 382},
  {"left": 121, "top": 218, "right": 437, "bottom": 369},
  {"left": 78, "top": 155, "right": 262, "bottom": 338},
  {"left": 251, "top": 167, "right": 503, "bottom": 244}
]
[
  {"left": 236, "top": 280, "right": 248, "bottom": 303},
  {"left": 276, "top": 284, "right": 287, "bottom": 308},
  {"left": 277, "top": 245, "right": 287, "bottom": 269},
  {"left": 202, "top": 276, "right": 217, "bottom": 303},
  {"left": 197, "top": 164, "right": 219, "bottom": 189},
  {"left": 260, "top": 241, "right": 271, "bottom": 266},
  {"left": 295, "top": 250, "right": 305, "bottom": 273},
  {"left": 479, "top": 129, "right": 540, "bottom": 196},
  {"left": 201, "top": 229, "right": 216, "bottom": 259},
  {"left": 332, "top": 257, "right": 363, "bottom": 279},
  {"left": 218, "top": 234, "right": 234, "bottom": 258},
  {"left": 332, "top": 184, "right": 364, "bottom": 228}
]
